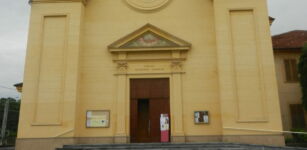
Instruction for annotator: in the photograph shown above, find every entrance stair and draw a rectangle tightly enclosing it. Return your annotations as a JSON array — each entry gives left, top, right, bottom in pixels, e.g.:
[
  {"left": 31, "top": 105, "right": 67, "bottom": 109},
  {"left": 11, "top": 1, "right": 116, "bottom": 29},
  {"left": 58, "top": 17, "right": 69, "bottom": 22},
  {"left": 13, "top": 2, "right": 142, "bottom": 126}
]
[{"left": 56, "top": 143, "right": 307, "bottom": 150}]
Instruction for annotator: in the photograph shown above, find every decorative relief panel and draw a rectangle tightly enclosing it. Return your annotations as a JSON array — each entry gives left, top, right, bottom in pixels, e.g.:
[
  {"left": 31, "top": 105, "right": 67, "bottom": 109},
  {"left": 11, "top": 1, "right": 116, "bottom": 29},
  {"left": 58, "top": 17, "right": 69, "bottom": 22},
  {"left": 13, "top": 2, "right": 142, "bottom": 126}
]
[
  {"left": 117, "top": 61, "right": 128, "bottom": 74},
  {"left": 125, "top": 0, "right": 170, "bottom": 11},
  {"left": 121, "top": 31, "right": 178, "bottom": 48},
  {"left": 171, "top": 61, "right": 183, "bottom": 72}
]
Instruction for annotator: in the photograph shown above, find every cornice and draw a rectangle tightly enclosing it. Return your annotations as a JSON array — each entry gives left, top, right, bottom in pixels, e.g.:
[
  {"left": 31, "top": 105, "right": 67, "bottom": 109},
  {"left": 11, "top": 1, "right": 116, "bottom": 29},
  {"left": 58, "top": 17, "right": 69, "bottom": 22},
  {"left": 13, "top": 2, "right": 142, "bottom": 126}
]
[{"left": 29, "top": 0, "right": 87, "bottom": 5}]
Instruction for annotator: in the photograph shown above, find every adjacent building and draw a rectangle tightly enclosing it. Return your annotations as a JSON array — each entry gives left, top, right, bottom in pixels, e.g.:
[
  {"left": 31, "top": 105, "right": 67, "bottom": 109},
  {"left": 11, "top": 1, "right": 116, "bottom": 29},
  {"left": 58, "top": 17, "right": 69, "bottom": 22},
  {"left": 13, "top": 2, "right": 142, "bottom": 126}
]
[
  {"left": 16, "top": 0, "right": 284, "bottom": 150},
  {"left": 273, "top": 30, "right": 307, "bottom": 132}
]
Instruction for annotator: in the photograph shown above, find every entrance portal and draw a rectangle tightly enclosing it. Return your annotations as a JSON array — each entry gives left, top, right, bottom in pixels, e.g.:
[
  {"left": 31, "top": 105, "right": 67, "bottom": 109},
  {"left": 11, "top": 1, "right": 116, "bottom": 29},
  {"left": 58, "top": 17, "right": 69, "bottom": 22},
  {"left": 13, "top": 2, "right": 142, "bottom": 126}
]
[{"left": 130, "top": 78, "right": 170, "bottom": 143}]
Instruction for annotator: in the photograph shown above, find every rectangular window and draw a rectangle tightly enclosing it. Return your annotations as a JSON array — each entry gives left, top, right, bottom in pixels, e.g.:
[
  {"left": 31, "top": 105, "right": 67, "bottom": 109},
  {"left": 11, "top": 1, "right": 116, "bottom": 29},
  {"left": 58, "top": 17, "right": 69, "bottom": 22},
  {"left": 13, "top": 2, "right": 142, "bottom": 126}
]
[
  {"left": 284, "top": 59, "right": 299, "bottom": 82},
  {"left": 290, "top": 104, "right": 306, "bottom": 129}
]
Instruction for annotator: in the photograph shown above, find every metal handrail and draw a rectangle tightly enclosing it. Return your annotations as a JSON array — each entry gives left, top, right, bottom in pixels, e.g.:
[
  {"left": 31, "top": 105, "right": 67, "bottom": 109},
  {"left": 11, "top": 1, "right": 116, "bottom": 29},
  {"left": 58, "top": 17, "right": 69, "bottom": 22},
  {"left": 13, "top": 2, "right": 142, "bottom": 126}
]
[{"left": 224, "top": 127, "right": 307, "bottom": 135}]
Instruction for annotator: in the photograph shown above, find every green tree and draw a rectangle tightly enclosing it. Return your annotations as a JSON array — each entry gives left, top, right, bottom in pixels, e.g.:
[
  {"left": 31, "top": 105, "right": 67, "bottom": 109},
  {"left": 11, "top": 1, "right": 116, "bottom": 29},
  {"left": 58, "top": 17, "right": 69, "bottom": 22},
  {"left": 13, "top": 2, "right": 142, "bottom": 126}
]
[
  {"left": 0, "top": 97, "right": 20, "bottom": 145},
  {"left": 298, "top": 43, "right": 307, "bottom": 110}
]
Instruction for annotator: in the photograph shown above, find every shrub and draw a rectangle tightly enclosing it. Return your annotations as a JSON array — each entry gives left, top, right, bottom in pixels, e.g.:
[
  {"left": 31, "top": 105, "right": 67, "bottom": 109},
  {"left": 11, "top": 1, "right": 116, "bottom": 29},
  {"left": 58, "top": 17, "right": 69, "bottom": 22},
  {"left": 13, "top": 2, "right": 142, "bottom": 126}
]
[{"left": 291, "top": 128, "right": 307, "bottom": 142}]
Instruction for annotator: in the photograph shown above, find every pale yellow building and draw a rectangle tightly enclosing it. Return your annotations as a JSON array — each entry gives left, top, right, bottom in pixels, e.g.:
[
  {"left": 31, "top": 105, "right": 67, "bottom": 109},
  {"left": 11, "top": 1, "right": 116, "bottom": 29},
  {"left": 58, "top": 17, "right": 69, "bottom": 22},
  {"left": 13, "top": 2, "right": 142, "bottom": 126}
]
[
  {"left": 273, "top": 30, "right": 307, "bottom": 132},
  {"left": 17, "top": 0, "right": 284, "bottom": 150}
]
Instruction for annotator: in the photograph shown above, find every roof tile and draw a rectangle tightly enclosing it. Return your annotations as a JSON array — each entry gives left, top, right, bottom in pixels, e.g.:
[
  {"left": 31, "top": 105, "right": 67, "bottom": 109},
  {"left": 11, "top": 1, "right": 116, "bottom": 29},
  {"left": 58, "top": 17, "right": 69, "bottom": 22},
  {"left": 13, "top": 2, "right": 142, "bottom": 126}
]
[{"left": 272, "top": 30, "right": 307, "bottom": 49}]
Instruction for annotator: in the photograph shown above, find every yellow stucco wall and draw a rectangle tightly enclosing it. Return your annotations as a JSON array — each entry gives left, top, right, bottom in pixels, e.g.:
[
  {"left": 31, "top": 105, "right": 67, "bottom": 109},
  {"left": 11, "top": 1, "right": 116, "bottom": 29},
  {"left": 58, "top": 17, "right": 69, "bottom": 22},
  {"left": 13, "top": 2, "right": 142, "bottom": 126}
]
[{"left": 17, "top": 0, "right": 284, "bottom": 149}]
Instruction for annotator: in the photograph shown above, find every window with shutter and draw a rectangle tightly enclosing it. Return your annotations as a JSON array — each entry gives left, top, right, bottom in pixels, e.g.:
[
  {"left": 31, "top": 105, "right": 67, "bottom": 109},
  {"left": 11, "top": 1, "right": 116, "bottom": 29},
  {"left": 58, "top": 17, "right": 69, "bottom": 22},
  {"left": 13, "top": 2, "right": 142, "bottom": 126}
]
[
  {"left": 284, "top": 59, "right": 299, "bottom": 82},
  {"left": 290, "top": 104, "right": 306, "bottom": 129}
]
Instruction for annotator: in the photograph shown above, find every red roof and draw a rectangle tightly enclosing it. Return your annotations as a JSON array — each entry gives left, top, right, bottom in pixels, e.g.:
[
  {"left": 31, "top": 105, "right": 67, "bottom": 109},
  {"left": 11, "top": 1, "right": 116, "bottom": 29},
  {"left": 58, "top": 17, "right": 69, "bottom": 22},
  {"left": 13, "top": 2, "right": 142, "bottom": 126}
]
[{"left": 272, "top": 30, "right": 307, "bottom": 49}]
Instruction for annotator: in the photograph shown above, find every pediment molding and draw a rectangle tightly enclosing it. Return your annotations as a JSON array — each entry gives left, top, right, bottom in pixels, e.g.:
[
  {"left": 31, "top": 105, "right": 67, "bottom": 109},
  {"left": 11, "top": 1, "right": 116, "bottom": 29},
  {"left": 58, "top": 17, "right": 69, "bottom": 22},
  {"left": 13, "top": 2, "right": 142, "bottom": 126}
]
[{"left": 108, "top": 24, "right": 191, "bottom": 53}]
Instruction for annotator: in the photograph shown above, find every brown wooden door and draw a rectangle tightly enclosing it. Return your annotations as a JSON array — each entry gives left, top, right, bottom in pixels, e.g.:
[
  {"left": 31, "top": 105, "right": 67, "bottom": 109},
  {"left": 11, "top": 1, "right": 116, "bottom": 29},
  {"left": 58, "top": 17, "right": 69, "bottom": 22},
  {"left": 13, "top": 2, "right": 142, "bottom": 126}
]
[{"left": 130, "top": 79, "right": 170, "bottom": 143}]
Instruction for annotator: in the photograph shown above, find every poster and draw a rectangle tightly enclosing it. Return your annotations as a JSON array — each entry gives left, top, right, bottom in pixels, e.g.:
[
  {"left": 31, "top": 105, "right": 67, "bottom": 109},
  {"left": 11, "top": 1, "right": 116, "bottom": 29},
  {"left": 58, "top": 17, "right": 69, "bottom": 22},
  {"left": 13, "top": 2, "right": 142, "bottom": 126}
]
[
  {"left": 160, "top": 114, "right": 169, "bottom": 131},
  {"left": 86, "top": 110, "right": 110, "bottom": 128},
  {"left": 194, "top": 111, "right": 209, "bottom": 124}
]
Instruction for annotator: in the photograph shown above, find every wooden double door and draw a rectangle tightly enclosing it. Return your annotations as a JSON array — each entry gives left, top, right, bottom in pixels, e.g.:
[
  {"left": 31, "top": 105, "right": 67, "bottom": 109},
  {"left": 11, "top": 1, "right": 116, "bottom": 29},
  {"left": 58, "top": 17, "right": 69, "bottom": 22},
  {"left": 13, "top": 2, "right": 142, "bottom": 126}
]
[{"left": 130, "top": 78, "right": 170, "bottom": 143}]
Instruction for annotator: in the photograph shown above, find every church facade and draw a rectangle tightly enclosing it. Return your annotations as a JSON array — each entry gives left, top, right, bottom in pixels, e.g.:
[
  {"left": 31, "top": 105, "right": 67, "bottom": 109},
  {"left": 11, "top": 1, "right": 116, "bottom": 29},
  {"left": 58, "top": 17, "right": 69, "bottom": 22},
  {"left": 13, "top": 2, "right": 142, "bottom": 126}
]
[{"left": 17, "top": 0, "right": 284, "bottom": 150}]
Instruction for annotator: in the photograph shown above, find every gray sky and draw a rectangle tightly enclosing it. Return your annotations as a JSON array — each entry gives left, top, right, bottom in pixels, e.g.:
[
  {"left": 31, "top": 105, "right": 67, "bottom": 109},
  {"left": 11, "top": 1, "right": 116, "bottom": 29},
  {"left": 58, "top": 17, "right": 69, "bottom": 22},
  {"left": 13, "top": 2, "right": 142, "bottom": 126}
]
[
  {"left": 0, "top": 0, "right": 307, "bottom": 99},
  {"left": 0, "top": 0, "right": 30, "bottom": 99},
  {"left": 268, "top": 0, "right": 307, "bottom": 35}
]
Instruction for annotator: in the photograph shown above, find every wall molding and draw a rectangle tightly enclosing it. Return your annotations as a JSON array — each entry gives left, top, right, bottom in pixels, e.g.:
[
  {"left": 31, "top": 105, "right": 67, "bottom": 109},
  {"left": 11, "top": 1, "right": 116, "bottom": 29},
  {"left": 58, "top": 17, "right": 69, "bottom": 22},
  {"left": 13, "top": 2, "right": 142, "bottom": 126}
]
[{"left": 29, "top": 0, "right": 87, "bottom": 5}]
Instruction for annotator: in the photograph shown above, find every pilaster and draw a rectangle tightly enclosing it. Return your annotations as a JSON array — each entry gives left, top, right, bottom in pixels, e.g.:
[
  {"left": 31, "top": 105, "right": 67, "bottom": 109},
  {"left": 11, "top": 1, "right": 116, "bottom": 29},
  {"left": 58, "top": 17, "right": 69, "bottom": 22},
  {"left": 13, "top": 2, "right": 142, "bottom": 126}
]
[
  {"left": 170, "top": 51, "right": 185, "bottom": 141},
  {"left": 114, "top": 53, "right": 128, "bottom": 142}
]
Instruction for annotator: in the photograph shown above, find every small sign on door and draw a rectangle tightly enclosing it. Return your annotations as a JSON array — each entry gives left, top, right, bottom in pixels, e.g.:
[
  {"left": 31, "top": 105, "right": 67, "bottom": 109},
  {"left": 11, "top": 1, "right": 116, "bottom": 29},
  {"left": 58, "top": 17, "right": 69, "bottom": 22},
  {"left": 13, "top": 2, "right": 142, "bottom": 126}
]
[{"left": 160, "top": 114, "right": 170, "bottom": 142}]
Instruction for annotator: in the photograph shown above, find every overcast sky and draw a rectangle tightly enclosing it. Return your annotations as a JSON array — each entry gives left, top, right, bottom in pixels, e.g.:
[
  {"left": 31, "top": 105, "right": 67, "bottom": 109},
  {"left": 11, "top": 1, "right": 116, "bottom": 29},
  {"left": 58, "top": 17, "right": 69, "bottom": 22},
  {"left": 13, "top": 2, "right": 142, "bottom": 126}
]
[{"left": 0, "top": 0, "right": 307, "bottom": 99}]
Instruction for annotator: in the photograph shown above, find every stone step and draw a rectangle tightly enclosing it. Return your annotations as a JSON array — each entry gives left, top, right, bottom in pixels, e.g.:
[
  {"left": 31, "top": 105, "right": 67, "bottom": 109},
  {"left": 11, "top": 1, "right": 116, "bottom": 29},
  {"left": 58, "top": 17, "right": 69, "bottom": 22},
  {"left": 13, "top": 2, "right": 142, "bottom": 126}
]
[
  {"left": 64, "top": 143, "right": 237, "bottom": 148},
  {"left": 60, "top": 146, "right": 244, "bottom": 149},
  {"left": 62, "top": 145, "right": 242, "bottom": 149},
  {"left": 57, "top": 147, "right": 247, "bottom": 150},
  {"left": 56, "top": 143, "right": 307, "bottom": 150},
  {"left": 58, "top": 147, "right": 249, "bottom": 150}
]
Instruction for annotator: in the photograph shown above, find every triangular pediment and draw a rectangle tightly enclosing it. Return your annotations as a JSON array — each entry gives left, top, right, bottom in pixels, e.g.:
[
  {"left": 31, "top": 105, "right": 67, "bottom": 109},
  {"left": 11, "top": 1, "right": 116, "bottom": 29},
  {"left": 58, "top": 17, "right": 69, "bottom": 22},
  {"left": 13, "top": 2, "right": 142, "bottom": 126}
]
[
  {"left": 120, "top": 31, "right": 179, "bottom": 48},
  {"left": 109, "top": 24, "right": 191, "bottom": 52}
]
